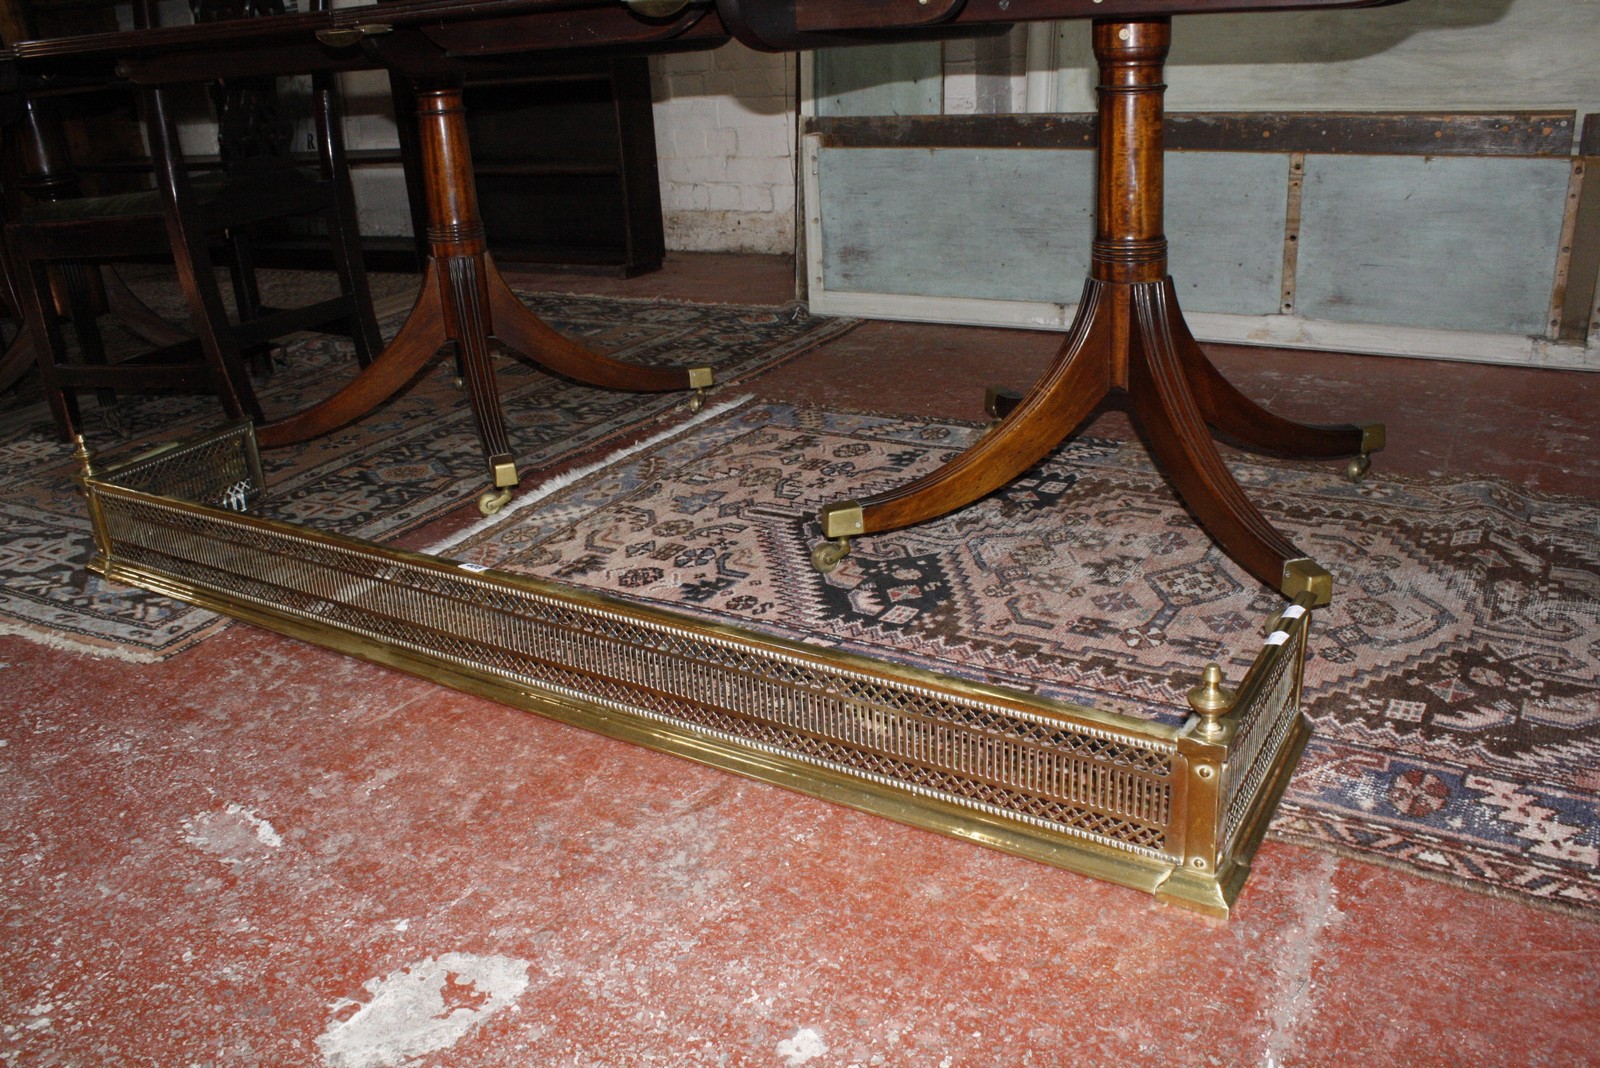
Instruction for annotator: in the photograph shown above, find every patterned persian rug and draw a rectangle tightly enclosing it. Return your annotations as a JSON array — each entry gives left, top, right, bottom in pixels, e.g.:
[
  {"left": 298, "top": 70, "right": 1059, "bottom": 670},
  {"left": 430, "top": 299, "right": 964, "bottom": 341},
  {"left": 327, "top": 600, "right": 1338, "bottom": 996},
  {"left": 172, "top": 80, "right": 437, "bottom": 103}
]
[
  {"left": 0, "top": 281, "right": 857, "bottom": 660},
  {"left": 439, "top": 399, "right": 1600, "bottom": 916}
]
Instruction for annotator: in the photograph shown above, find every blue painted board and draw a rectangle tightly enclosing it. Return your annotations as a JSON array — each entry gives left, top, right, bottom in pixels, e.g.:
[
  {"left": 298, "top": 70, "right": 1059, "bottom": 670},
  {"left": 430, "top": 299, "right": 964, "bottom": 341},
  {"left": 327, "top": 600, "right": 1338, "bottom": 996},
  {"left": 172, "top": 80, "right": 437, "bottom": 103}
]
[
  {"left": 1296, "top": 155, "right": 1569, "bottom": 335},
  {"left": 818, "top": 147, "right": 1288, "bottom": 316}
]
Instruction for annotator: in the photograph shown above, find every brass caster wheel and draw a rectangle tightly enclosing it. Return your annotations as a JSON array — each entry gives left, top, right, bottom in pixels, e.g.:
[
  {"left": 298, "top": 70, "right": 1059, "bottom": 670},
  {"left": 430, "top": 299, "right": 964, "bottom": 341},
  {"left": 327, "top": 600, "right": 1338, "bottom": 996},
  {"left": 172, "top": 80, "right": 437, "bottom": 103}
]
[
  {"left": 984, "top": 385, "right": 1023, "bottom": 420},
  {"left": 1346, "top": 423, "right": 1384, "bottom": 483},
  {"left": 981, "top": 386, "right": 1023, "bottom": 436},
  {"left": 452, "top": 376, "right": 465, "bottom": 391},
  {"left": 478, "top": 487, "right": 512, "bottom": 516},
  {"left": 686, "top": 366, "right": 714, "bottom": 413},
  {"left": 810, "top": 537, "right": 851, "bottom": 574}
]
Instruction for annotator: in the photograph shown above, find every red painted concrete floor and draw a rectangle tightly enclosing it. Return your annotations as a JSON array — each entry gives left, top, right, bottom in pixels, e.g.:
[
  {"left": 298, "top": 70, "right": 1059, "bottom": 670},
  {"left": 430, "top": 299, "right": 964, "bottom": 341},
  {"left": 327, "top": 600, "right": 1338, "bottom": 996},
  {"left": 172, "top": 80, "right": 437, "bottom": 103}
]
[{"left": 6, "top": 253, "right": 1600, "bottom": 1065}]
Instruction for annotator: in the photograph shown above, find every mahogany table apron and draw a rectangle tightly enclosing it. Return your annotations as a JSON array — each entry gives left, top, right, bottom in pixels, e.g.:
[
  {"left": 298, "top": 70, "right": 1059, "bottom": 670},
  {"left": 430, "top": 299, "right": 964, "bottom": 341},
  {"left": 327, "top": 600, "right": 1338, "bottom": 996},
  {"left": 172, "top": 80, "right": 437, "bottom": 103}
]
[{"left": 10, "top": 0, "right": 1401, "bottom": 592}]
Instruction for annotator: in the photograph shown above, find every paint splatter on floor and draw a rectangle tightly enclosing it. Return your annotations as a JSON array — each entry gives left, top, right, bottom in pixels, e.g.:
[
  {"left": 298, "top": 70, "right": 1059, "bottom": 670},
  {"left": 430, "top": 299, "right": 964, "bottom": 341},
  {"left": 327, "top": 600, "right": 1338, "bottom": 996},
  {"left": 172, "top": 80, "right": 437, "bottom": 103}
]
[
  {"left": 776, "top": 1027, "right": 828, "bottom": 1066},
  {"left": 180, "top": 803, "right": 284, "bottom": 867},
  {"left": 316, "top": 953, "right": 532, "bottom": 1068}
]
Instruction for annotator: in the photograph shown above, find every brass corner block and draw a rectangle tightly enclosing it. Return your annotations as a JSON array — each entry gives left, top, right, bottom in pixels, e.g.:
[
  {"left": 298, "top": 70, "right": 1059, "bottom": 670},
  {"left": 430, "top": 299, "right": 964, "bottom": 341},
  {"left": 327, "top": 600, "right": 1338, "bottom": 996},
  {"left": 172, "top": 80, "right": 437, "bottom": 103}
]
[
  {"left": 1280, "top": 558, "right": 1332, "bottom": 607},
  {"left": 819, "top": 499, "right": 864, "bottom": 539},
  {"left": 477, "top": 457, "right": 519, "bottom": 516},
  {"left": 1345, "top": 422, "right": 1386, "bottom": 482},
  {"left": 812, "top": 500, "right": 863, "bottom": 572},
  {"left": 491, "top": 458, "right": 518, "bottom": 489}
]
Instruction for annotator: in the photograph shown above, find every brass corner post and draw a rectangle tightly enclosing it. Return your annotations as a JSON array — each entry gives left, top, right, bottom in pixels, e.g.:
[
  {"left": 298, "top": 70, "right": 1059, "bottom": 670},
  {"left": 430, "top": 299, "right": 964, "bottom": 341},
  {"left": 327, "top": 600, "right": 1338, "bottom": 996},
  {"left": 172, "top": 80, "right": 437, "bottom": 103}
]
[
  {"left": 73, "top": 435, "right": 112, "bottom": 575},
  {"left": 1187, "top": 662, "right": 1235, "bottom": 738},
  {"left": 72, "top": 433, "right": 95, "bottom": 481},
  {"left": 1181, "top": 659, "right": 1233, "bottom": 901},
  {"left": 1166, "top": 724, "right": 1229, "bottom": 917}
]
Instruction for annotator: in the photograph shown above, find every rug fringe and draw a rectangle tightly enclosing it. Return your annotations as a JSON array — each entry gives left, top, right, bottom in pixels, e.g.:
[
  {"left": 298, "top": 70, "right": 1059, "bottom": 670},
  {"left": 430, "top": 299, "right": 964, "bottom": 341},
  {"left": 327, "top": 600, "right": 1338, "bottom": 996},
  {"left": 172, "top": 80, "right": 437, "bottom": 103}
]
[
  {"left": 1268, "top": 830, "right": 1600, "bottom": 925},
  {"left": 0, "top": 619, "right": 196, "bottom": 664},
  {"left": 427, "top": 394, "right": 756, "bottom": 554}
]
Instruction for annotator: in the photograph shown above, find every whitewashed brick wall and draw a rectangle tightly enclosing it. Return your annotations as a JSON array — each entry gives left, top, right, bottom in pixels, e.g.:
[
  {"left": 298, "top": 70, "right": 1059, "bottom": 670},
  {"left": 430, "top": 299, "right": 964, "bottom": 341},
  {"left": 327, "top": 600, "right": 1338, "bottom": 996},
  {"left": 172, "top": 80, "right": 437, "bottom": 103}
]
[{"left": 650, "top": 45, "right": 797, "bottom": 255}]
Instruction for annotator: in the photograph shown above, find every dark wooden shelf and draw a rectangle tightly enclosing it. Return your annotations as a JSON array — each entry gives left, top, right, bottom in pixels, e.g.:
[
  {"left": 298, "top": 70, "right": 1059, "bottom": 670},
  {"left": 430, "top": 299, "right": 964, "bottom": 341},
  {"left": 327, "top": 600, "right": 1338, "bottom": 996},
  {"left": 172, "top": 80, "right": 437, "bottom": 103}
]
[
  {"left": 76, "top": 147, "right": 407, "bottom": 175},
  {"left": 472, "top": 160, "right": 623, "bottom": 178},
  {"left": 414, "top": 57, "right": 665, "bottom": 276}
]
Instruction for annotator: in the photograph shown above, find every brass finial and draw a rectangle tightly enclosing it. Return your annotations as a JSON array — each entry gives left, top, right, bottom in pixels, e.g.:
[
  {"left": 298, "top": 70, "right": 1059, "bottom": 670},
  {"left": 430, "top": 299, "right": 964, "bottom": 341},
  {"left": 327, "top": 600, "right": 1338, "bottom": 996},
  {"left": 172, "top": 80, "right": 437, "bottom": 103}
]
[
  {"left": 72, "top": 434, "right": 95, "bottom": 480},
  {"left": 1187, "top": 662, "right": 1235, "bottom": 736}
]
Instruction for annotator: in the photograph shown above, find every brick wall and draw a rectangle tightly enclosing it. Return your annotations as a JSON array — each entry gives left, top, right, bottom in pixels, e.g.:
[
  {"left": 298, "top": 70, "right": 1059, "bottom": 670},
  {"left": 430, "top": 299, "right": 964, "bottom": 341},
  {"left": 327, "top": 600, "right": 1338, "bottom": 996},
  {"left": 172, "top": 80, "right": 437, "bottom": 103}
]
[{"left": 650, "top": 45, "right": 797, "bottom": 256}]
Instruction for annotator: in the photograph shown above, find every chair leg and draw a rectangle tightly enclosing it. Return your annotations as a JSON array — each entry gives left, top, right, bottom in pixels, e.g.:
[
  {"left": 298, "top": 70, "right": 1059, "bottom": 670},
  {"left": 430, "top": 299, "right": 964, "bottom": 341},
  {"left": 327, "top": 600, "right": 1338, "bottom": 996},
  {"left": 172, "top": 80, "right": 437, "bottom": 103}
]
[
  {"left": 22, "top": 261, "right": 81, "bottom": 442},
  {"left": 162, "top": 218, "right": 262, "bottom": 422},
  {"left": 324, "top": 204, "right": 383, "bottom": 368},
  {"left": 57, "top": 260, "right": 121, "bottom": 428},
  {"left": 147, "top": 89, "right": 264, "bottom": 425},
  {"left": 224, "top": 226, "right": 276, "bottom": 376},
  {"left": 316, "top": 75, "right": 383, "bottom": 368}
]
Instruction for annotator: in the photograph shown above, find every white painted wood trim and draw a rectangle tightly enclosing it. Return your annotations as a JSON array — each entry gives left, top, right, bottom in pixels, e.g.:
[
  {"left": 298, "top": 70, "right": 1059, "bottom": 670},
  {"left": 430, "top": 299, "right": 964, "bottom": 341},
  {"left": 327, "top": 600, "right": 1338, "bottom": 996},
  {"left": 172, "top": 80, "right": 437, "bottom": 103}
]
[
  {"left": 798, "top": 50, "right": 817, "bottom": 120},
  {"left": 1023, "top": 23, "right": 1060, "bottom": 115},
  {"left": 1186, "top": 311, "right": 1598, "bottom": 370},
  {"left": 801, "top": 133, "right": 825, "bottom": 305},
  {"left": 806, "top": 287, "right": 1599, "bottom": 371}
]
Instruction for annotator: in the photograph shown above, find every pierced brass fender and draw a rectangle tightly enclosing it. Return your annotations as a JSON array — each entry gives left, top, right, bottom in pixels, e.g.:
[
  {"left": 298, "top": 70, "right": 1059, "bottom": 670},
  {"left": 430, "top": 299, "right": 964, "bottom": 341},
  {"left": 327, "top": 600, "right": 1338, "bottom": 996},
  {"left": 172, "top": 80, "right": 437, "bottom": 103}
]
[{"left": 78, "top": 423, "right": 1322, "bottom": 917}]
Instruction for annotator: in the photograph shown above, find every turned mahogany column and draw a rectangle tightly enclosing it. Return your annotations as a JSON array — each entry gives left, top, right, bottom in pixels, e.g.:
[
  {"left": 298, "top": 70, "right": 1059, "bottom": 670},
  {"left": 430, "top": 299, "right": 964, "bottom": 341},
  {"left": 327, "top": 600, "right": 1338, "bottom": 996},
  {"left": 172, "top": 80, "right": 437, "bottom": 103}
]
[
  {"left": 814, "top": 19, "right": 1383, "bottom": 605},
  {"left": 1095, "top": 18, "right": 1166, "bottom": 294}
]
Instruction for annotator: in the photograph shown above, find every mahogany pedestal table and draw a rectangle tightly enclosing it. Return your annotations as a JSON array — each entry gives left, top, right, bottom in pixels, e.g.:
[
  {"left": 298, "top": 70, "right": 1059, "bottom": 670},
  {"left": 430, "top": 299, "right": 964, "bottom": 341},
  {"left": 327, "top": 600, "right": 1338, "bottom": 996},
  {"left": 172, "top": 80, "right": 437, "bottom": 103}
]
[
  {"left": 7, "top": 10, "right": 720, "bottom": 519},
  {"left": 810, "top": 17, "right": 1384, "bottom": 606},
  {"left": 19, "top": 0, "right": 1410, "bottom": 916},
  {"left": 252, "top": 75, "right": 713, "bottom": 516},
  {"left": 9, "top": 0, "right": 1394, "bottom": 579}
]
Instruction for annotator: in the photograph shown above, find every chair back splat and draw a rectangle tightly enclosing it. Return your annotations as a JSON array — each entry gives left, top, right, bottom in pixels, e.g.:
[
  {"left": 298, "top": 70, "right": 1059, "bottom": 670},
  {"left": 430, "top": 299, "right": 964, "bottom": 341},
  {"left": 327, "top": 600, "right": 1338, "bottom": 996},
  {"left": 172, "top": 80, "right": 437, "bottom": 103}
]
[{"left": 3, "top": 0, "right": 382, "bottom": 442}]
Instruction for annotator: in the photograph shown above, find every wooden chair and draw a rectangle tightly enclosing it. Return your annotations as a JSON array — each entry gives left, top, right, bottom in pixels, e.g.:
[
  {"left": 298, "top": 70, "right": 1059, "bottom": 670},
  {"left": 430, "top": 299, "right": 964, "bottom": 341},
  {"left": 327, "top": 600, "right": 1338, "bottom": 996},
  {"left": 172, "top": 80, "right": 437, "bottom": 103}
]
[{"left": 3, "top": 0, "right": 381, "bottom": 442}]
